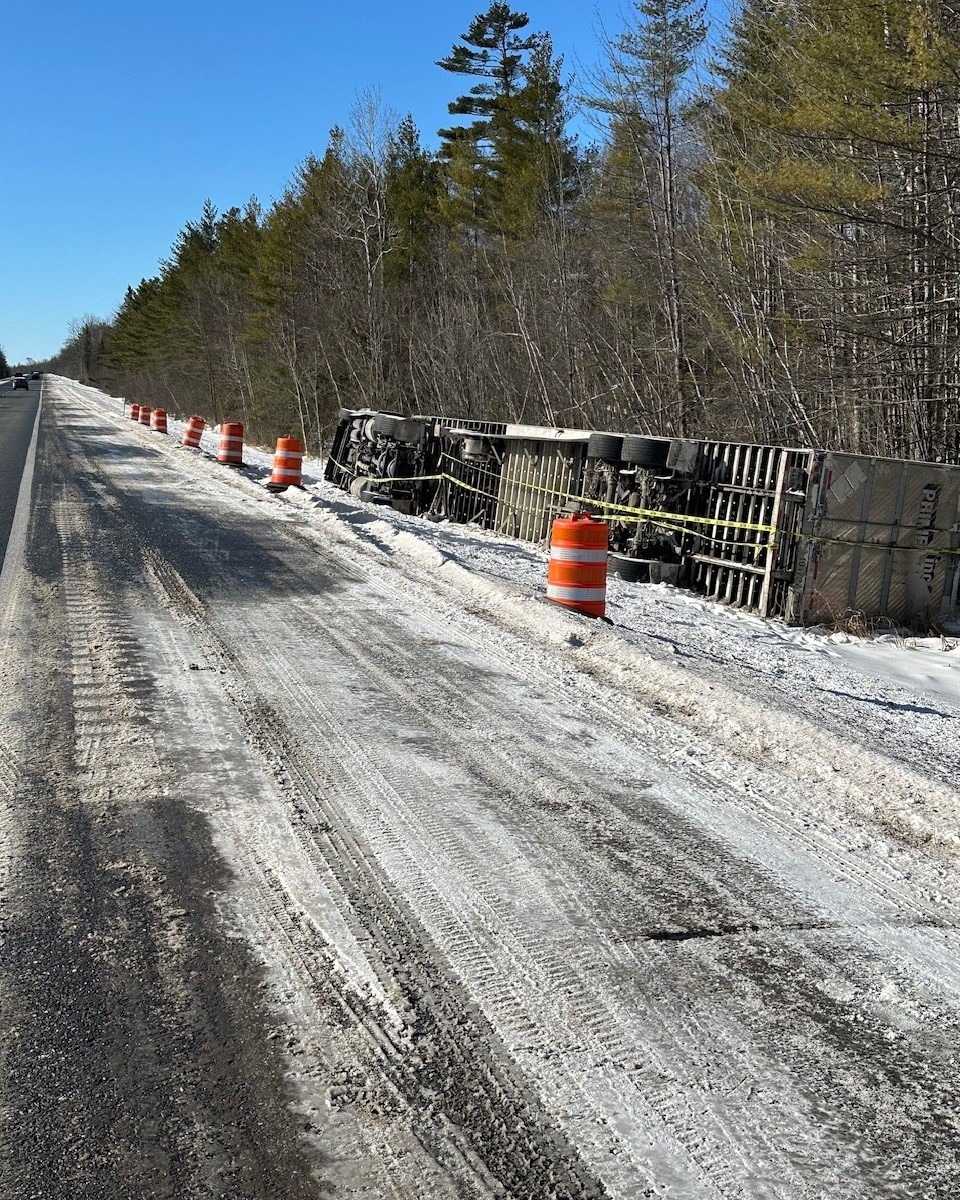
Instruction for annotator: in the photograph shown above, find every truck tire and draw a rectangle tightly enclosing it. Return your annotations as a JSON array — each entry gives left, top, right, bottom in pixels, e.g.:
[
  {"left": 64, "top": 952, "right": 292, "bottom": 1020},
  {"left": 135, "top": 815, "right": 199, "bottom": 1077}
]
[
  {"left": 621, "top": 435, "right": 671, "bottom": 469},
  {"left": 587, "top": 432, "right": 624, "bottom": 463},
  {"left": 608, "top": 553, "right": 653, "bottom": 583}
]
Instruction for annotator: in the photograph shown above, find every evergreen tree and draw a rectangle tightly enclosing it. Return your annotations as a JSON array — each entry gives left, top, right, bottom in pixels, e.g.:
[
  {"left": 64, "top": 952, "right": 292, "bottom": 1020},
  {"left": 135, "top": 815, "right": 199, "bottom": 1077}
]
[
  {"left": 252, "top": 136, "right": 359, "bottom": 442},
  {"left": 495, "top": 34, "right": 578, "bottom": 237},
  {"left": 385, "top": 116, "right": 443, "bottom": 283},
  {"left": 437, "top": 4, "right": 538, "bottom": 153},
  {"left": 707, "top": 0, "right": 960, "bottom": 456},
  {"left": 592, "top": 0, "right": 708, "bottom": 433},
  {"left": 437, "top": 3, "right": 546, "bottom": 233},
  {"left": 0, "top": 346, "right": 9, "bottom": 377},
  {"left": 51, "top": 0, "right": 960, "bottom": 465}
]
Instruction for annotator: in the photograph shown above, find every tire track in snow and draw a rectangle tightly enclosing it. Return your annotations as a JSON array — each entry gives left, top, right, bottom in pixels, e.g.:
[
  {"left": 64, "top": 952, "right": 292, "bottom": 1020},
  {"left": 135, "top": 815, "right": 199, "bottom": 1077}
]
[
  {"left": 139, "top": 535, "right": 960, "bottom": 1198},
  {"left": 140, "top": 550, "right": 607, "bottom": 1200},
  {"left": 263, "top": 576, "right": 960, "bottom": 1198}
]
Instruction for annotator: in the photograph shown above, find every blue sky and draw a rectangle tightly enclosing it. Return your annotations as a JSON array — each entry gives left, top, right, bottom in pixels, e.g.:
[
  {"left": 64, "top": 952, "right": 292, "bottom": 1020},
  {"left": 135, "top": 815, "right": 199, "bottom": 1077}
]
[{"left": 2, "top": 0, "right": 727, "bottom": 363}]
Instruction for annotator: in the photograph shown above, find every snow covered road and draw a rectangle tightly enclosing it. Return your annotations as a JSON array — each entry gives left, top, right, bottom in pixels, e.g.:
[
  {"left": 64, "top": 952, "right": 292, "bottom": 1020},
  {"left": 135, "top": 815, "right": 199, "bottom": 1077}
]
[{"left": 2, "top": 378, "right": 959, "bottom": 1198}]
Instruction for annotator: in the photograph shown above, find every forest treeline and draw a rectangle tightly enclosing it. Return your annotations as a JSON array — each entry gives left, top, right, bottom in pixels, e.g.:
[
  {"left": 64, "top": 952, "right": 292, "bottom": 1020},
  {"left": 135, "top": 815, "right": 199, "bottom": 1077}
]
[{"left": 43, "top": 0, "right": 960, "bottom": 462}]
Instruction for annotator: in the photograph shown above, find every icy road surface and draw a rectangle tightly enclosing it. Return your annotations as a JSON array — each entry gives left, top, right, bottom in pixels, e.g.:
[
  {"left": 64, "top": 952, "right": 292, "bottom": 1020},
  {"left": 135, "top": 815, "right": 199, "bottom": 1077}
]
[{"left": 1, "top": 378, "right": 958, "bottom": 1199}]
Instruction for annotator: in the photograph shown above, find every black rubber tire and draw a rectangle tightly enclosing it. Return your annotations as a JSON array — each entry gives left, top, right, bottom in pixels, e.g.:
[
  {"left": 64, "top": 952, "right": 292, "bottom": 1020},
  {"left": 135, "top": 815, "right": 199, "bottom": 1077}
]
[
  {"left": 372, "top": 413, "right": 403, "bottom": 439},
  {"left": 621, "top": 435, "right": 671, "bottom": 468},
  {"left": 587, "top": 432, "right": 624, "bottom": 463},
  {"left": 608, "top": 554, "right": 653, "bottom": 583}
]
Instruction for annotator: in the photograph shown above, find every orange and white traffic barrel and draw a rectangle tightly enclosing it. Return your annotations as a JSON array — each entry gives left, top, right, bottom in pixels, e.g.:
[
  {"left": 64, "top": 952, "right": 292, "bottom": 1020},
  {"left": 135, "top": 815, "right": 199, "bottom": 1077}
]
[
  {"left": 139, "top": 406, "right": 152, "bottom": 426},
  {"left": 150, "top": 408, "right": 168, "bottom": 433},
  {"left": 129, "top": 403, "right": 140, "bottom": 421},
  {"left": 217, "top": 422, "right": 244, "bottom": 466},
  {"left": 546, "top": 513, "right": 608, "bottom": 618},
  {"left": 182, "top": 415, "right": 205, "bottom": 449},
  {"left": 267, "top": 436, "right": 304, "bottom": 491}
]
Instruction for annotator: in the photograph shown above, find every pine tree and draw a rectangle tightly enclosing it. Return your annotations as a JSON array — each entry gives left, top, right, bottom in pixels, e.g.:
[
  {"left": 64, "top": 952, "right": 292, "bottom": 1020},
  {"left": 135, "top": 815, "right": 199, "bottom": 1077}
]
[
  {"left": 437, "top": 4, "right": 538, "bottom": 153},
  {"left": 385, "top": 116, "right": 443, "bottom": 283},
  {"left": 251, "top": 134, "right": 361, "bottom": 444},
  {"left": 495, "top": 34, "right": 578, "bottom": 237},
  {"left": 593, "top": 0, "right": 708, "bottom": 433},
  {"left": 437, "top": 3, "right": 544, "bottom": 233},
  {"left": 706, "top": 0, "right": 960, "bottom": 457}
]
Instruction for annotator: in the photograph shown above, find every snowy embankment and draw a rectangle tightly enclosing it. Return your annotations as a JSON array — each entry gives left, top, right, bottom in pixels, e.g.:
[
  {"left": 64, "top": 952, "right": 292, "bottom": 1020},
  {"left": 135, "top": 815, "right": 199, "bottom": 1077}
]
[{"left": 65, "top": 379, "right": 960, "bottom": 852}]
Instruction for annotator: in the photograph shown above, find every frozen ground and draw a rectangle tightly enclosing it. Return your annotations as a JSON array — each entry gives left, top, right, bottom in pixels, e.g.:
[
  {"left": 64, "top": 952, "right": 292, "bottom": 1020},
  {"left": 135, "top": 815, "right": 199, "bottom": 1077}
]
[{"left": 2, "top": 375, "right": 957, "bottom": 1199}]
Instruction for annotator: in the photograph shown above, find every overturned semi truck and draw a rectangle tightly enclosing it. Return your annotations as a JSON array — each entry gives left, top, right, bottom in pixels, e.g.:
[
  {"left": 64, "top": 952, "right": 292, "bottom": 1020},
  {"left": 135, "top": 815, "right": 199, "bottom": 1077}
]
[{"left": 325, "top": 410, "right": 960, "bottom": 630}]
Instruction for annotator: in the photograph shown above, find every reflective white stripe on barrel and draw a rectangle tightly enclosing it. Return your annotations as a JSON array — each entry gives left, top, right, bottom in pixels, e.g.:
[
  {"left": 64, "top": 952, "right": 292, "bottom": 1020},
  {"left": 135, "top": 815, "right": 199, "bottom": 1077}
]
[
  {"left": 546, "top": 584, "right": 607, "bottom": 602},
  {"left": 219, "top": 435, "right": 244, "bottom": 446},
  {"left": 549, "top": 547, "right": 608, "bottom": 563},
  {"left": 268, "top": 435, "right": 304, "bottom": 487}
]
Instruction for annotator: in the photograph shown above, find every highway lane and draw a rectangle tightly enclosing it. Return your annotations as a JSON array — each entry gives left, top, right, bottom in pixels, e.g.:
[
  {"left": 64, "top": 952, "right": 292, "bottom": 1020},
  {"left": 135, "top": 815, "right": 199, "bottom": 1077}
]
[
  {"left": 0, "top": 384, "right": 327, "bottom": 1200},
  {"left": 0, "top": 378, "right": 41, "bottom": 571}
]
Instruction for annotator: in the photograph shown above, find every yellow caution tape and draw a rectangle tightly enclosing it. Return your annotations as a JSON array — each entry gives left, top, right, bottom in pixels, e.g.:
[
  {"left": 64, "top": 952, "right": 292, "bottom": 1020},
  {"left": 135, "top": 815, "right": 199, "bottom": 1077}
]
[
  {"left": 330, "top": 455, "right": 776, "bottom": 535},
  {"left": 328, "top": 455, "right": 960, "bottom": 559}
]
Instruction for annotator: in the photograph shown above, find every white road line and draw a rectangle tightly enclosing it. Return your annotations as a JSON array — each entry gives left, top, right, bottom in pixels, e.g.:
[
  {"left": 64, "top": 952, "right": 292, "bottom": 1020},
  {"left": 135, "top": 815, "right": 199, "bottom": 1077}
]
[{"left": 0, "top": 380, "right": 43, "bottom": 643}]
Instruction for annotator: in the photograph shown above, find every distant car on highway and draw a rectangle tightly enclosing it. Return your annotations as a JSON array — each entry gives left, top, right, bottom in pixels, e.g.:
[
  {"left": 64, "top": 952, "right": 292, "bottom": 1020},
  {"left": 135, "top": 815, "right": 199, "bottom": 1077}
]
[
  {"left": 12, "top": 375, "right": 29, "bottom": 390},
  {"left": 30, "top": 371, "right": 40, "bottom": 380}
]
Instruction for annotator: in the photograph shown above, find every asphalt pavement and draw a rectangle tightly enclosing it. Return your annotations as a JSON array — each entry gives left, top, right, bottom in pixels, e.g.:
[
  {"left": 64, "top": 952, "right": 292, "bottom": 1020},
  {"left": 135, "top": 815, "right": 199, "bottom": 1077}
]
[{"left": 0, "top": 378, "right": 41, "bottom": 571}]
